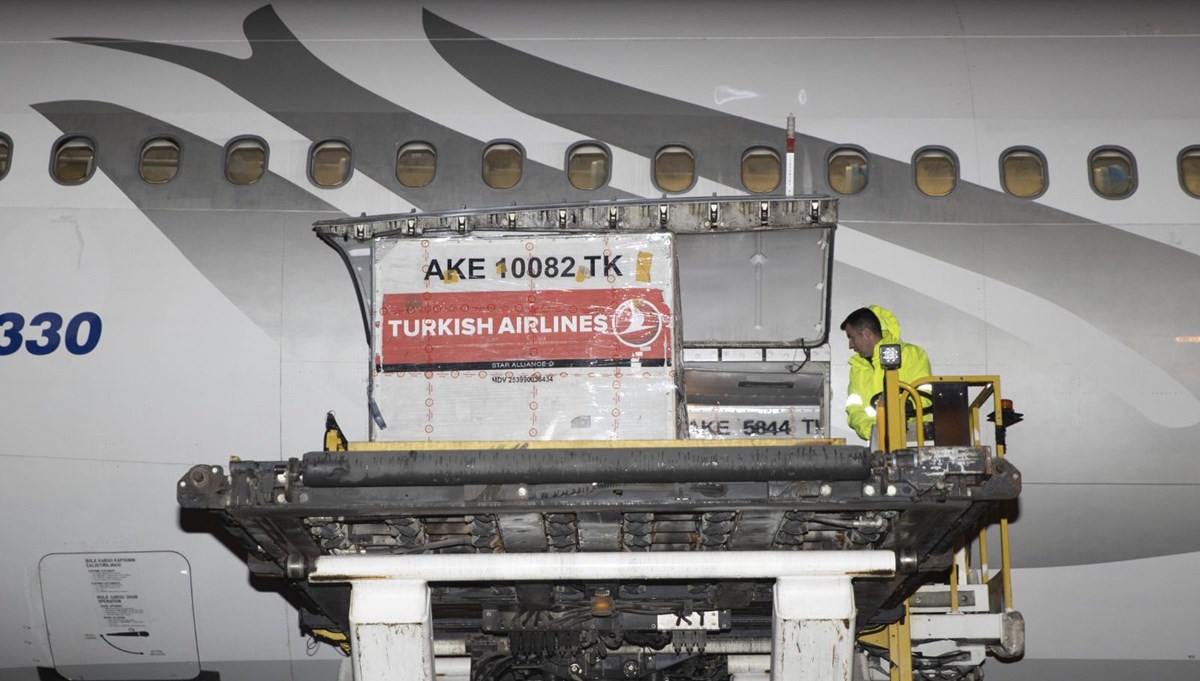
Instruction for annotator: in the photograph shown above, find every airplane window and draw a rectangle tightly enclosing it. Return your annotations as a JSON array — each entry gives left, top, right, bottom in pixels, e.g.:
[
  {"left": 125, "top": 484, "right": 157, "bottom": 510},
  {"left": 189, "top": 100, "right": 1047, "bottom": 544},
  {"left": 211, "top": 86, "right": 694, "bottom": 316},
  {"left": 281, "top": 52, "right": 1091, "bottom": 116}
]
[
  {"left": 741, "top": 147, "right": 781, "bottom": 193},
  {"left": 1000, "top": 148, "right": 1046, "bottom": 198},
  {"left": 1179, "top": 147, "right": 1200, "bottom": 198},
  {"left": 139, "top": 137, "right": 180, "bottom": 184},
  {"left": 310, "top": 140, "right": 351, "bottom": 188},
  {"left": 1089, "top": 147, "right": 1135, "bottom": 199},
  {"left": 225, "top": 137, "right": 267, "bottom": 185},
  {"left": 654, "top": 145, "right": 695, "bottom": 193},
  {"left": 914, "top": 147, "right": 958, "bottom": 197},
  {"left": 52, "top": 136, "right": 96, "bottom": 185},
  {"left": 397, "top": 142, "right": 436, "bottom": 188},
  {"left": 567, "top": 143, "right": 609, "bottom": 190},
  {"left": 483, "top": 142, "right": 523, "bottom": 189},
  {"left": 0, "top": 134, "right": 10, "bottom": 179},
  {"left": 827, "top": 147, "right": 868, "bottom": 195}
]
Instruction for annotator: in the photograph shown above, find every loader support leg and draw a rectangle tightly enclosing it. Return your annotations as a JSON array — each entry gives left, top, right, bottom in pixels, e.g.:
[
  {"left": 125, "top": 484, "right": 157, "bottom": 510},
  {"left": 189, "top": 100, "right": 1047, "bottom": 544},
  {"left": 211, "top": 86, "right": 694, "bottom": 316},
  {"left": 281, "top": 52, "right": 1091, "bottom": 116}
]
[
  {"left": 348, "top": 579, "right": 434, "bottom": 681},
  {"left": 772, "top": 576, "right": 856, "bottom": 681}
]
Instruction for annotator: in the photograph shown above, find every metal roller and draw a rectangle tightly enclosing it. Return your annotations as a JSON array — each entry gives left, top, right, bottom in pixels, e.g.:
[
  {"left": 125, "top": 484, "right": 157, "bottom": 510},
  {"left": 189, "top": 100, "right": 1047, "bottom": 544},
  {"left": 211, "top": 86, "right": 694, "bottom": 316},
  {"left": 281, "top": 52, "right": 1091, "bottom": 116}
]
[{"left": 300, "top": 443, "right": 875, "bottom": 487}]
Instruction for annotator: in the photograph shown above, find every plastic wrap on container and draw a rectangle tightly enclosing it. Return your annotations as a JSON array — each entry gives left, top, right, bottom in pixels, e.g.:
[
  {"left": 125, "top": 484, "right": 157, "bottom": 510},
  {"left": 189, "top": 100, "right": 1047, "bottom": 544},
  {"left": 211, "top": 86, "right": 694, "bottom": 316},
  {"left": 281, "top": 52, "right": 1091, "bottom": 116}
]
[{"left": 372, "top": 232, "right": 682, "bottom": 441}]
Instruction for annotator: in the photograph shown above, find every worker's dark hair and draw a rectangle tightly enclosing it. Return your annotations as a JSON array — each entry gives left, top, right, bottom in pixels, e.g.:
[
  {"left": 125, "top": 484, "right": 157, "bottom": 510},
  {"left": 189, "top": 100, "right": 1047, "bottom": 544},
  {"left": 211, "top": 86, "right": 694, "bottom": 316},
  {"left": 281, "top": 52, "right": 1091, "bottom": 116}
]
[{"left": 840, "top": 307, "right": 882, "bottom": 336}]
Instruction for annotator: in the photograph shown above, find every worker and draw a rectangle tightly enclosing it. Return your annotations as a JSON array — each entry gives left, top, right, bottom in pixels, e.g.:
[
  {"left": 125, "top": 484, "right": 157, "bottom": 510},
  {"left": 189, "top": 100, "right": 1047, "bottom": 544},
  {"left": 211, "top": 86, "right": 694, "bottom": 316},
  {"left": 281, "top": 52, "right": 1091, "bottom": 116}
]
[{"left": 840, "top": 306, "right": 931, "bottom": 441}]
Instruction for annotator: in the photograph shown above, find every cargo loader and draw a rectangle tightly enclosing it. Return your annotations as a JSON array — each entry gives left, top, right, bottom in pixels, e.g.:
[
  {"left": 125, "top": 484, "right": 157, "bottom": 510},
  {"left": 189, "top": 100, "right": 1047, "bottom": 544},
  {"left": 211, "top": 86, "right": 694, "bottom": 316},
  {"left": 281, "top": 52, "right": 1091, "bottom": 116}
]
[{"left": 179, "top": 197, "right": 1022, "bottom": 681}]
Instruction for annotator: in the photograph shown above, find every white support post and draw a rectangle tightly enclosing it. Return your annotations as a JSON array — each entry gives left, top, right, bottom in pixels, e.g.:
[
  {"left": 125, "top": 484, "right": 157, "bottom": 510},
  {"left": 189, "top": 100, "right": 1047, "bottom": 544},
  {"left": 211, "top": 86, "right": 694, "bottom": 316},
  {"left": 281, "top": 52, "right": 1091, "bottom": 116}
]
[
  {"left": 315, "top": 552, "right": 892, "bottom": 681},
  {"left": 772, "top": 576, "right": 856, "bottom": 681},
  {"left": 348, "top": 579, "right": 434, "bottom": 681}
]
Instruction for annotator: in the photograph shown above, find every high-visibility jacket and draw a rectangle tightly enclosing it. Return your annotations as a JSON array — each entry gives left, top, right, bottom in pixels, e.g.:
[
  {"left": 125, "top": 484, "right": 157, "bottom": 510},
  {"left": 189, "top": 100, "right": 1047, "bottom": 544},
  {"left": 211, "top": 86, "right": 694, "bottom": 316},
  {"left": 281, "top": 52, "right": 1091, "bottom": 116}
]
[{"left": 845, "top": 305, "right": 932, "bottom": 440}]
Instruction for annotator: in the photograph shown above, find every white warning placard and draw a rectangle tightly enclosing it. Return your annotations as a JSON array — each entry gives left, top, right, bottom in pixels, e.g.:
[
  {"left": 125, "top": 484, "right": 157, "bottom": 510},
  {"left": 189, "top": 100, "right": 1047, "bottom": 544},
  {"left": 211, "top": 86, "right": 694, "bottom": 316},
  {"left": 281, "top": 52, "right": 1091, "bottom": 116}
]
[{"left": 39, "top": 551, "right": 200, "bottom": 680}]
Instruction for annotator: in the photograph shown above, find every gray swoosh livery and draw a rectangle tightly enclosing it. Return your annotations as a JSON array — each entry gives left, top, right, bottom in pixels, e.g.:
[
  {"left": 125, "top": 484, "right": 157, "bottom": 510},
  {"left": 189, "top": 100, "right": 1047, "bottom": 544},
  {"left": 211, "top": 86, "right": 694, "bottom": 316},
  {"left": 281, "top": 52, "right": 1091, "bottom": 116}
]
[
  {"left": 64, "top": 6, "right": 637, "bottom": 209},
  {"left": 33, "top": 100, "right": 350, "bottom": 344},
  {"left": 2, "top": 2, "right": 1198, "bottom": 680}
]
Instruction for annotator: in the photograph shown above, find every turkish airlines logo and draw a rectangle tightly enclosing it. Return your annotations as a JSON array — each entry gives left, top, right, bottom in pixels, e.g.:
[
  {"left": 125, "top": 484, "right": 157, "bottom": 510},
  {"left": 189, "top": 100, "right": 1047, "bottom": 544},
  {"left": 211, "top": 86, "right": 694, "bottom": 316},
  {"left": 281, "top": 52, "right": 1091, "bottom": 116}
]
[
  {"left": 612, "top": 297, "right": 664, "bottom": 348},
  {"left": 377, "top": 289, "right": 671, "bottom": 370}
]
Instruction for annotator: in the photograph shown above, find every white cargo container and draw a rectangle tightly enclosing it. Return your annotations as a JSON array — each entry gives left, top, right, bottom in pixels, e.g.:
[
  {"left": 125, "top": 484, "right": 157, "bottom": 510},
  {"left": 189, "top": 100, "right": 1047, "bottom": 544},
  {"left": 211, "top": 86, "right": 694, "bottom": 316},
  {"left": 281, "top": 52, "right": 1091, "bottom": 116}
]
[
  {"left": 684, "top": 363, "right": 826, "bottom": 439},
  {"left": 687, "top": 404, "right": 823, "bottom": 439},
  {"left": 371, "top": 232, "right": 682, "bottom": 441}
]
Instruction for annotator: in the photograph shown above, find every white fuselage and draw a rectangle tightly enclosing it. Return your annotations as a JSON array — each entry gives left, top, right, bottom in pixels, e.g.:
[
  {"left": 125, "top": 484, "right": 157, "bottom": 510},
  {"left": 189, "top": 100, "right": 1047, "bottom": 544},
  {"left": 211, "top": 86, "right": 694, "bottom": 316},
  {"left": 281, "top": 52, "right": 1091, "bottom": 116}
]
[{"left": 1, "top": 2, "right": 1197, "bottom": 680}]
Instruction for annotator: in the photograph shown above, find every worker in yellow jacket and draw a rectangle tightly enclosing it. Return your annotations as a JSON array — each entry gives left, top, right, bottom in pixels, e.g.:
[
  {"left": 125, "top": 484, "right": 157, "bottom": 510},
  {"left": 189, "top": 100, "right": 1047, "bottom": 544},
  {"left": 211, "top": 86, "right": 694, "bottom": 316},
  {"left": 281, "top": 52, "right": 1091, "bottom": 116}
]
[{"left": 840, "top": 306, "right": 931, "bottom": 441}]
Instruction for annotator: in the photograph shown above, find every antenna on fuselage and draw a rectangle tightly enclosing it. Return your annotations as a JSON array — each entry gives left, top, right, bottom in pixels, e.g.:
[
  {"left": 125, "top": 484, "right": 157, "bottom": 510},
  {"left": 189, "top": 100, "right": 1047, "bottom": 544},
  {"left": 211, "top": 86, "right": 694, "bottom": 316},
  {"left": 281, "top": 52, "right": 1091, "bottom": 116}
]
[{"left": 785, "top": 113, "right": 796, "bottom": 196}]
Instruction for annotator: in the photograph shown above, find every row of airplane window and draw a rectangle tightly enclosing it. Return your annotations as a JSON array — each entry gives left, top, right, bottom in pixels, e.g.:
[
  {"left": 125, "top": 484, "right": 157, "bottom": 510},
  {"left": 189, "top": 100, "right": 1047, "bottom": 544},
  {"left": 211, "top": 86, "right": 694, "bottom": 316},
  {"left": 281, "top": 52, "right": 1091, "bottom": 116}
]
[{"left": 1, "top": 133, "right": 1198, "bottom": 200}]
